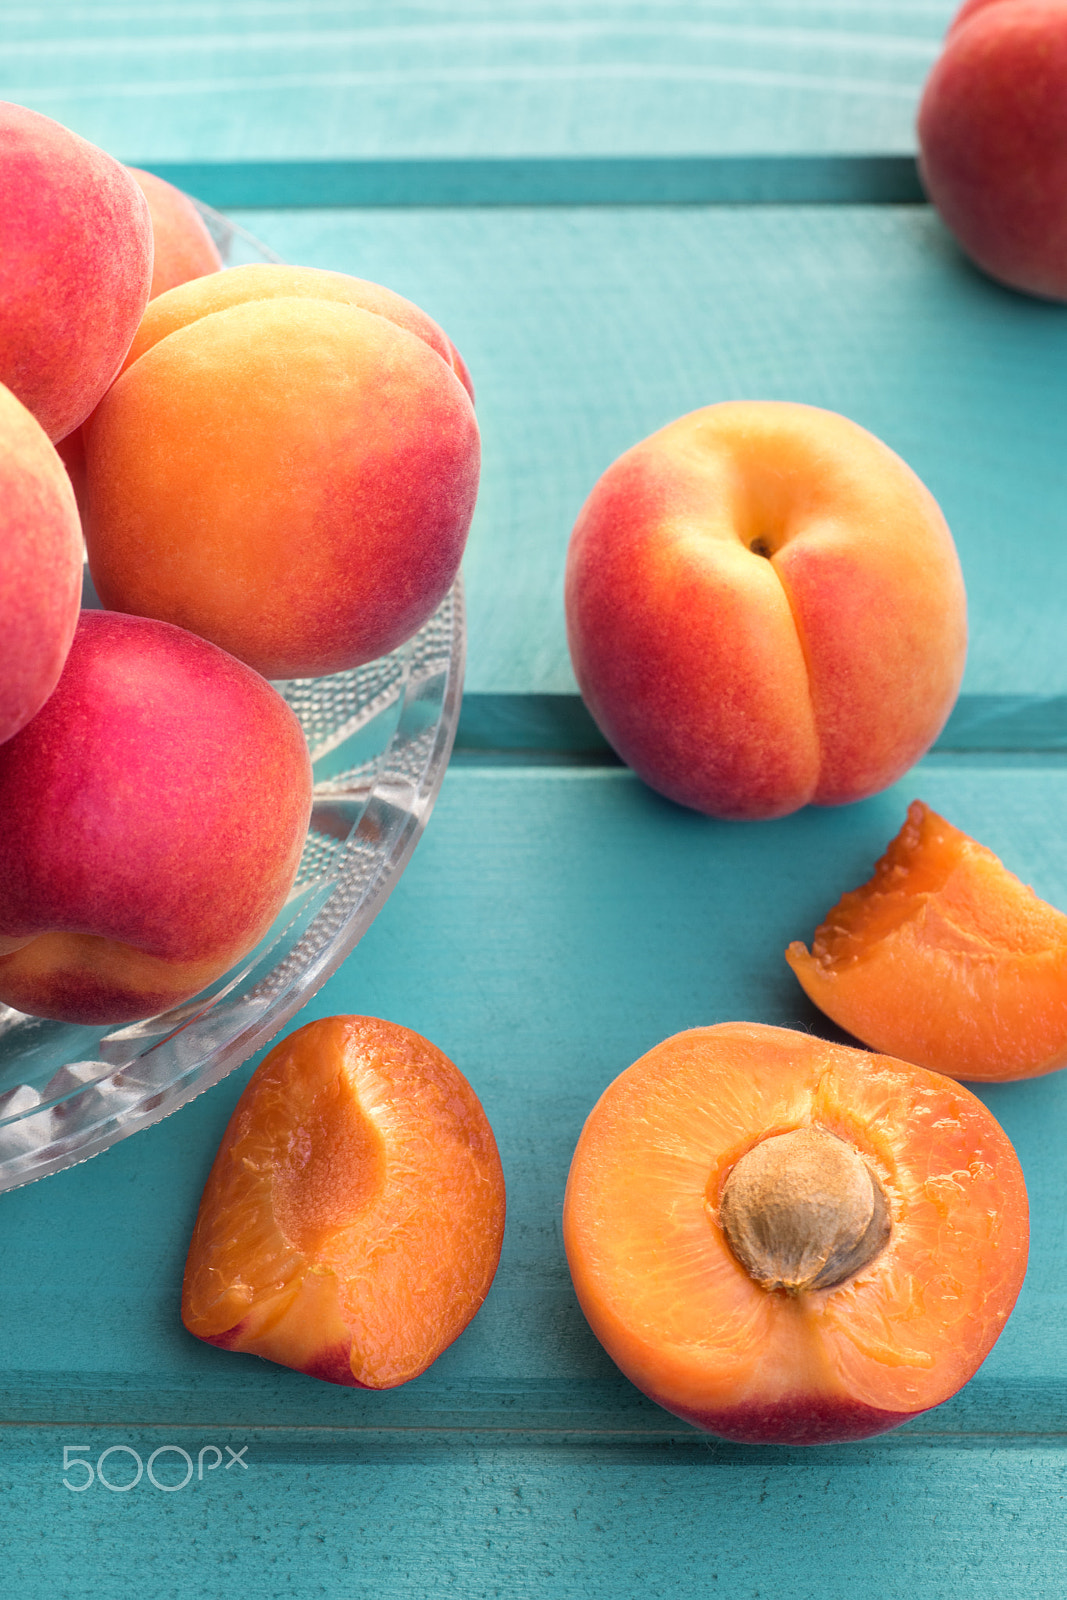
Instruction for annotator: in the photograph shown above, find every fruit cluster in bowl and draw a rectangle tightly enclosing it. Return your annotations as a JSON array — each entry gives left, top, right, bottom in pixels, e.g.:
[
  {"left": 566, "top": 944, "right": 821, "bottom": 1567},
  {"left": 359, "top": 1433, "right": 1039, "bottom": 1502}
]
[{"left": 0, "top": 102, "right": 474, "bottom": 1180}]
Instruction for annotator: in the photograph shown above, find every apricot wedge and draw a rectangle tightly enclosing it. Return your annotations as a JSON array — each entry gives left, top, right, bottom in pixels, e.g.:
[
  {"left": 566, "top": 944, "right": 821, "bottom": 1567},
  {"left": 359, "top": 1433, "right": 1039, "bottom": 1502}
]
[
  {"left": 183, "top": 1016, "right": 506, "bottom": 1388},
  {"left": 787, "top": 801, "right": 1067, "bottom": 1081},
  {"left": 564, "top": 1022, "right": 1028, "bottom": 1445}
]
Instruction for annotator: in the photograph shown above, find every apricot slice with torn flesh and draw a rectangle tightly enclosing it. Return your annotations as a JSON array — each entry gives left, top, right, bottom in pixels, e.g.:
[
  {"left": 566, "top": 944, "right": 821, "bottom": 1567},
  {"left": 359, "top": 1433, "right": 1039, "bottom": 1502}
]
[
  {"left": 563, "top": 1023, "right": 1028, "bottom": 1445},
  {"left": 787, "top": 800, "right": 1067, "bottom": 1082},
  {"left": 182, "top": 1016, "right": 506, "bottom": 1388}
]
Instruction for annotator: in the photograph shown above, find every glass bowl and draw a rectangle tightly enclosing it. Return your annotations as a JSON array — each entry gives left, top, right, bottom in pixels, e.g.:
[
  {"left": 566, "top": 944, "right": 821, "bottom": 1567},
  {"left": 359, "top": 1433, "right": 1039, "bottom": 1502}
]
[{"left": 0, "top": 210, "right": 466, "bottom": 1192}]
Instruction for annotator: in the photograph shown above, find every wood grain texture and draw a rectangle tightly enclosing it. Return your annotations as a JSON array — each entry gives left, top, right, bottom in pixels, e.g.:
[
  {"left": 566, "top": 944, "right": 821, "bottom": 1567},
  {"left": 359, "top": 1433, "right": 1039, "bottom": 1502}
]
[
  {"left": 132, "top": 154, "right": 928, "bottom": 207},
  {"left": 3, "top": 1433, "right": 1066, "bottom": 1599},
  {"left": 222, "top": 203, "right": 1067, "bottom": 700},
  {"left": 2, "top": 761, "right": 1066, "bottom": 1438},
  {"left": 0, "top": 1, "right": 954, "bottom": 162}
]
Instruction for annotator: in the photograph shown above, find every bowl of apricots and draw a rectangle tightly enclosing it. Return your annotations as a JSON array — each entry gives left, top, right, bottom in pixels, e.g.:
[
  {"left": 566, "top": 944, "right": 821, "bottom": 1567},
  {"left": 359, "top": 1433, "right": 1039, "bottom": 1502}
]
[{"left": 0, "top": 105, "right": 471, "bottom": 1190}]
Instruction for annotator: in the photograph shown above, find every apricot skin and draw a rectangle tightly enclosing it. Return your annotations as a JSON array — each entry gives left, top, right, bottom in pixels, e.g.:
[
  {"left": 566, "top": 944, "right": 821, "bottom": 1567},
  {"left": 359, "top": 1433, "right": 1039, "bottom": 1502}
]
[
  {"left": 0, "top": 384, "right": 83, "bottom": 745},
  {"left": 126, "top": 167, "right": 223, "bottom": 300},
  {"left": 118, "top": 263, "right": 475, "bottom": 400},
  {"left": 85, "top": 289, "right": 480, "bottom": 678},
  {"left": 0, "top": 102, "right": 152, "bottom": 441},
  {"left": 788, "top": 801, "right": 1067, "bottom": 1082},
  {"left": 565, "top": 402, "right": 966, "bottom": 820},
  {"left": 564, "top": 1023, "right": 1028, "bottom": 1445},
  {"left": 183, "top": 1016, "right": 506, "bottom": 1389},
  {"left": 0, "top": 611, "right": 313, "bottom": 1025},
  {"left": 918, "top": 0, "right": 1067, "bottom": 301}
]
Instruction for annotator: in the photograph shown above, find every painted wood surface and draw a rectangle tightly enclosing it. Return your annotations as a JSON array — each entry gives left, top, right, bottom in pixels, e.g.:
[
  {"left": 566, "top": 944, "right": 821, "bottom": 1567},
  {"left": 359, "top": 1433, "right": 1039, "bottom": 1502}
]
[
  {"left": 5, "top": 3, "right": 1067, "bottom": 1594},
  {"left": 2, "top": 1, "right": 954, "bottom": 162},
  {"left": 5, "top": 1433, "right": 1066, "bottom": 1598},
  {"left": 3, "top": 761, "right": 1067, "bottom": 1597}
]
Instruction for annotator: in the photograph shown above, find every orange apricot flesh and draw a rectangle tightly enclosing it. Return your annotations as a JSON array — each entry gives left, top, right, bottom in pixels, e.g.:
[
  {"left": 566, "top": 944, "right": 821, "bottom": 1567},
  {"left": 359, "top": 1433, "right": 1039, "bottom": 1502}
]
[
  {"left": 183, "top": 1016, "right": 506, "bottom": 1388},
  {"left": 787, "top": 800, "right": 1067, "bottom": 1082},
  {"left": 563, "top": 1023, "right": 1028, "bottom": 1445}
]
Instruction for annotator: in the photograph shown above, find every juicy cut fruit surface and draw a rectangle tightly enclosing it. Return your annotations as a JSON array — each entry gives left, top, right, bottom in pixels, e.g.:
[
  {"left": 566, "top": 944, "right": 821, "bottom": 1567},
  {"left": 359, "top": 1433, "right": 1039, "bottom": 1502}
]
[
  {"left": 563, "top": 1023, "right": 1028, "bottom": 1445},
  {"left": 787, "top": 801, "right": 1067, "bottom": 1081},
  {"left": 183, "top": 1016, "right": 506, "bottom": 1388}
]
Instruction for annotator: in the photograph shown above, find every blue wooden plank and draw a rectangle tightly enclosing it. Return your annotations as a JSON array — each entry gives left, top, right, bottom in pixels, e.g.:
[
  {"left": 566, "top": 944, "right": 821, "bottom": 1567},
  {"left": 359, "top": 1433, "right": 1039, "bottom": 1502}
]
[
  {"left": 221, "top": 204, "right": 1067, "bottom": 701},
  {"left": 132, "top": 154, "right": 926, "bottom": 207},
  {"left": 2, "top": 760, "right": 1067, "bottom": 1440},
  {"left": 3, "top": 1432, "right": 1066, "bottom": 1599},
  {"left": 0, "top": 2, "right": 954, "bottom": 163},
  {"left": 455, "top": 694, "right": 1067, "bottom": 758}
]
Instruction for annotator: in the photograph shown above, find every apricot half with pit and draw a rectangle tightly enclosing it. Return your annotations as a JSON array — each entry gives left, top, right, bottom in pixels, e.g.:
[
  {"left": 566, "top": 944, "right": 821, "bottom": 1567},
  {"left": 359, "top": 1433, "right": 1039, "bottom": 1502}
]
[
  {"left": 563, "top": 1022, "right": 1028, "bottom": 1445},
  {"left": 787, "top": 800, "right": 1067, "bottom": 1081},
  {"left": 183, "top": 1016, "right": 506, "bottom": 1388}
]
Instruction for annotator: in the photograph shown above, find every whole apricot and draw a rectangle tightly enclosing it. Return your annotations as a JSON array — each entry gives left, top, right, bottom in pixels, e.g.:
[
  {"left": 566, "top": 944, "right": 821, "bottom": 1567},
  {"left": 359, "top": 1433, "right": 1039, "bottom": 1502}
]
[
  {"left": 918, "top": 0, "right": 1067, "bottom": 300},
  {"left": 565, "top": 402, "right": 966, "bottom": 820},
  {"left": 85, "top": 276, "right": 480, "bottom": 678},
  {"left": 0, "top": 610, "right": 312, "bottom": 1025},
  {"left": 126, "top": 167, "right": 223, "bottom": 300}
]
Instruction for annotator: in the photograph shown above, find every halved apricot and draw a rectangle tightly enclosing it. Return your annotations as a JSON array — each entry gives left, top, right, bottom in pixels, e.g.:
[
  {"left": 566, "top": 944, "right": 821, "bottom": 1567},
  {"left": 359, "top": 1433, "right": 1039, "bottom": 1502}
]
[
  {"left": 182, "top": 1016, "right": 506, "bottom": 1388},
  {"left": 787, "top": 800, "right": 1067, "bottom": 1081},
  {"left": 563, "top": 1023, "right": 1028, "bottom": 1445}
]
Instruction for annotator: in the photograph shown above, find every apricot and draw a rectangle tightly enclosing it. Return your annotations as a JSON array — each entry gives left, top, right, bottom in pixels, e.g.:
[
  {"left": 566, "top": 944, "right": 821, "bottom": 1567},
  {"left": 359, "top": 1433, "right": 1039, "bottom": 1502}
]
[
  {"left": 84, "top": 272, "right": 480, "bottom": 679},
  {"left": 564, "top": 402, "right": 966, "bottom": 820},
  {"left": 56, "top": 173, "right": 223, "bottom": 524},
  {"left": 787, "top": 800, "right": 1067, "bottom": 1082},
  {"left": 0, "top": 382, "right": 83, "bottom": 745},
  {"left": 126, "top": 167, "right": 223, "bottom": 300},
  {"left": 563, "top": 1023, "right": 1028, "bottom": 1445},
  {"left": 0, "top": 102, "right": 152, "bottom": 441},
  {"left": 0, "top": 611, "right": 312, "bottom": 1025},
  {"left": 918, "top": 0, "right": 1067, "bottom": 301},
  {"left": 183, "top": 1016, "right": 506, "bottom": 1388}
]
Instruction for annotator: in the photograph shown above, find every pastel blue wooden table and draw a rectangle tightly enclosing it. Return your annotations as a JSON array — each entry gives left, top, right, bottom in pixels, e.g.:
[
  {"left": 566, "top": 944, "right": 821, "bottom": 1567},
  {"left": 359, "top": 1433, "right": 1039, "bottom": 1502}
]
[{"left": 4, "top": 4, "right": 1067, "bottom": 1595}]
